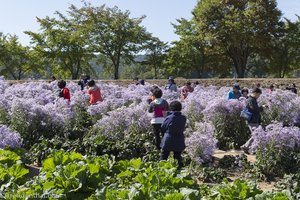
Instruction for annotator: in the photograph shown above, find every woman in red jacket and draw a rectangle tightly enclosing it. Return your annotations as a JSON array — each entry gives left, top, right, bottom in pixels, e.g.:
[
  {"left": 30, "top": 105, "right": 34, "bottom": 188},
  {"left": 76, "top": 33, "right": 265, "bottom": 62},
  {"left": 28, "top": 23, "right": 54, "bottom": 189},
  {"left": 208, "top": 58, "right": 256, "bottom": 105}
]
[
  {"left": 58, "top": 80, "right": 70, "bottom": 101},
  {"left": 87, "top": 80, "right": 103, "bottom": 105}
]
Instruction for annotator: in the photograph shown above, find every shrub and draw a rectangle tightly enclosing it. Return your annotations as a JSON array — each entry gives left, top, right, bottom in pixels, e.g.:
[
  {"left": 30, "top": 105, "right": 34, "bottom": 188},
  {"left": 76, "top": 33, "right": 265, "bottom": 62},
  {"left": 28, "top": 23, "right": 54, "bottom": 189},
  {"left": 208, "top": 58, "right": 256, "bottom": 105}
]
[
  {"left": 203, "top": 99, "right": 250, "bottom": 150},
  {"left": 250, "top": 123, "right": 300, "bottom": 179}
]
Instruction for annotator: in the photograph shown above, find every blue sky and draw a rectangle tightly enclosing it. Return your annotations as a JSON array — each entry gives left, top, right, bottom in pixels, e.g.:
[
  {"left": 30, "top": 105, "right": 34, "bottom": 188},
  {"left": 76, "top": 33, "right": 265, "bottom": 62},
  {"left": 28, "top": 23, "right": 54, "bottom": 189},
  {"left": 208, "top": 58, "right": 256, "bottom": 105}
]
[{"left": 0, "top": 0, "right": 299, "bottom": 45}]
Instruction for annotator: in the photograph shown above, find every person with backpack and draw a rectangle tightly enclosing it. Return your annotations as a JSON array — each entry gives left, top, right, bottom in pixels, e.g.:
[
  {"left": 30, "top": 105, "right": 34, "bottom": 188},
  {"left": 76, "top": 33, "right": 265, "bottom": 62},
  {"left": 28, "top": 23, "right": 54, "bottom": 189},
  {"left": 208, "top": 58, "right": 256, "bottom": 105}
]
[
  {"left": 160, "top": 100, "right": 186, "bottom": 169},
  {"left": 148, "top": 88, "right": 169, "bottom": 150},
  {"left": 87, "top": 80, "right": 103, "bottom": 105},
  {"left": 165, "top": 76, "right": 177, "bottom": 92},
  {"left": 241, "top": 88, "right": 266, "bottom": 154},
  {"left": 58, "top": 80, "right": 70, "bottom": 101}
]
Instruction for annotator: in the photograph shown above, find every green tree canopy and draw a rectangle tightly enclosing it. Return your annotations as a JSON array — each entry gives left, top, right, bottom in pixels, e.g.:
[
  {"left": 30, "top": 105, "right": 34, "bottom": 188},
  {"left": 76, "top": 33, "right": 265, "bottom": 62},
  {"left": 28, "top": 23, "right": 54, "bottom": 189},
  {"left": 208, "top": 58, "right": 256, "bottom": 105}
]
[
  {"left": 25, "top": 8, "right": 95, "bottom": 79},
  {"left": 71, "top": 3, "right": 152, "bottom": 80},
  {"left": 166, "top": 18, "right": 231, "bottom": 78},
  {"left": 267, "top": 17, "right": 300, "bottom": 77},
  {"left": 142, "top": 37, "right": 168, "bottom": 79},
  {"left": 193, "top": 0, "right": 282, "bottom": 78},
  {"left": 0, "top": 34, "right": 34, "bottom": 80}
]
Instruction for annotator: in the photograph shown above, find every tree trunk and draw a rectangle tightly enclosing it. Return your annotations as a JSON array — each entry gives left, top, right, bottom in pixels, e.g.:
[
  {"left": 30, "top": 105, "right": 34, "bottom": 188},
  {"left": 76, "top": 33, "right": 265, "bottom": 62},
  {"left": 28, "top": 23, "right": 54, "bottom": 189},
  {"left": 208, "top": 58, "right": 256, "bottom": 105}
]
[
  {"left": 230, "top": 52, "right": 248, "bottom": 78},
  {"left": 227, "top": 42, "right": 249, "bottom": 78},
  {"left": 114, "top": 63, "right": 119, "bottom": 80}
]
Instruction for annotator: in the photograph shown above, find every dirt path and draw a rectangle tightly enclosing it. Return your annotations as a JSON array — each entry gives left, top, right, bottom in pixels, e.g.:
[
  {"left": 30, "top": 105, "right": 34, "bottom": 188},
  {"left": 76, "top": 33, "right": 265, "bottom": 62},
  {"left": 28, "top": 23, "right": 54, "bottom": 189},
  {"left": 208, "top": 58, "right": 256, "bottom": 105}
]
[
  {"left": 213, "top": 149, "right": 256, "bottom": 162},
  {"left": 213, "top": 150, "right": 277, "bottom": 192}
]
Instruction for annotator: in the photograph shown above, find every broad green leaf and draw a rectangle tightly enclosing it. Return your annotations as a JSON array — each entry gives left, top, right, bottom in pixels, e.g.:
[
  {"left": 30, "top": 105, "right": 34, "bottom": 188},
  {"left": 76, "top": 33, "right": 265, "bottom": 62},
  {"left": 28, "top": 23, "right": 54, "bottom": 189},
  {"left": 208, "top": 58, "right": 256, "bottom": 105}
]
[
  {"left": 117, "top": 170, "right": 133, "bottom": 178},
  {"left": 8, "top": 164, "right": 29, "bottom": 179},
  {"left": 130, "top": 158, "right": 142, "bottom": 170},
  {"left": 42, "top": 157, "right": 56, "bottom": 172}
]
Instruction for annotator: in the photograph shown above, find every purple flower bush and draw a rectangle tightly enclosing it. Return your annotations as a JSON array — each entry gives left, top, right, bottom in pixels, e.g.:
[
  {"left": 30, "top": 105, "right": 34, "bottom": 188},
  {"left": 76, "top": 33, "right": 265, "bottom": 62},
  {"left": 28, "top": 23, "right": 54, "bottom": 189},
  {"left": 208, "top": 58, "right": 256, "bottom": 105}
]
[
  {"left": 185, "top": 122, "right": 217, "bottom": 164},
  {"left": 2, "top": 78, "right": 300, "bottom": 170},
  {"left": 91, "top": 102, "right": 152, "bottom": 140},
  {"left": 249, "top": 122, "right": 300, "bottom": 178},
  {"left": 259, "top": 90, "right": 300, "bottom": 125},
  {"left": 202, "top": 99, "right": 250, "bottom": 150},
  {"left": 0, "top": 125, "right": 22, "bottom": 148},
  {"left": 249, "top": 122, "right": 300, "bottom": 153}
]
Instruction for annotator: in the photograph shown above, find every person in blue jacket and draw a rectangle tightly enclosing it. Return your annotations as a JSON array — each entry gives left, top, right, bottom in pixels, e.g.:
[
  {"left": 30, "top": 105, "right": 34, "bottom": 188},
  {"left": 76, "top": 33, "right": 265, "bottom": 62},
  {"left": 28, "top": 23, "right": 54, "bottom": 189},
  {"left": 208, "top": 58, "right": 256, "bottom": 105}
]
[
  {"left": 227, "top": 85, "right": 242, "bottom": 100},
  {"left": 160, "top": 100, "right": 186, "bottom": 169}
]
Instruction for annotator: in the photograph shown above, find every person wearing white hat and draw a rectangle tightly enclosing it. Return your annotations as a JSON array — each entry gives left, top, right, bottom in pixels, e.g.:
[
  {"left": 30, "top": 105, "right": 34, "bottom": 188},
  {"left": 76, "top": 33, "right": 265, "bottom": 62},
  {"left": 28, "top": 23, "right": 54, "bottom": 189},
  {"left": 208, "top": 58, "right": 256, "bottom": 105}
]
[{"left": 165, "top": 76, "right": 177, "bottom": 92}]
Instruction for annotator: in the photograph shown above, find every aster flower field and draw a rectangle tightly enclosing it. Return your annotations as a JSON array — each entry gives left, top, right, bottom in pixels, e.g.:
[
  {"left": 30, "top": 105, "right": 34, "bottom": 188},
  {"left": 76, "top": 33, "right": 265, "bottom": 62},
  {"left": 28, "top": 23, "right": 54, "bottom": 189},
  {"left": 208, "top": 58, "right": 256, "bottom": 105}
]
[{"left": 1, "top": 77, "right": 300, "bottom": 199}]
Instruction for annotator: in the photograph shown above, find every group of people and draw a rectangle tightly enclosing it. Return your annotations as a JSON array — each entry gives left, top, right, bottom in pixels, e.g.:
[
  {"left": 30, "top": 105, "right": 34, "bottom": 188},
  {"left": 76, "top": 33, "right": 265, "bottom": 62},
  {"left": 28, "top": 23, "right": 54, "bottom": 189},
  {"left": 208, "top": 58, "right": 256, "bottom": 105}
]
[
  {"left": 147, "top": 86, "right": 186, "bottom": 169},
  {"left": 226, "top": 82, "right": 298, "bottom": 154},
  {"left": 227, "top": 82, "right": 297, "bottom": 101},
  {"left": 56, "top": 75, "right": 299, "bottom": 166},
  {"left": 57, "top": 74, "right": 103, "bottom": 105}
]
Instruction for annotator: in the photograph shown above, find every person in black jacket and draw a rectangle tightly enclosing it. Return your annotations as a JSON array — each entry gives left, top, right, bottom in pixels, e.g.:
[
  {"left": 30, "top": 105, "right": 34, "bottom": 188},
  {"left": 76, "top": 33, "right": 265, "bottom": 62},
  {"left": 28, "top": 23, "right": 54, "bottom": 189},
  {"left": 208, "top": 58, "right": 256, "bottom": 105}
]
[
  {"left": 247, "top": 88, "right": 264, "bottom": 125},
  {"left": 160, "top": 101, "right": 186, "bottom": 169},
  {"left": 78, "top": 74, "right": 90, "bottom": 91},
  {"left": 241, "top": 88, "right": 266, "bottom": 154},
  {"left": 286, "top": 84, "right": 297, "bottom": 94}
]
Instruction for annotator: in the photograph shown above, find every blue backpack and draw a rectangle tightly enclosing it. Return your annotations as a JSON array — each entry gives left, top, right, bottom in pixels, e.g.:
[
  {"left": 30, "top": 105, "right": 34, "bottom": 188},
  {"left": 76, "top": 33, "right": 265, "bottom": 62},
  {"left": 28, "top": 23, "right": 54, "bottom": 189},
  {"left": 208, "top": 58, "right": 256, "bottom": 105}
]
[{"left": 240, "top": 107, "right": 253, "bottom": 121}]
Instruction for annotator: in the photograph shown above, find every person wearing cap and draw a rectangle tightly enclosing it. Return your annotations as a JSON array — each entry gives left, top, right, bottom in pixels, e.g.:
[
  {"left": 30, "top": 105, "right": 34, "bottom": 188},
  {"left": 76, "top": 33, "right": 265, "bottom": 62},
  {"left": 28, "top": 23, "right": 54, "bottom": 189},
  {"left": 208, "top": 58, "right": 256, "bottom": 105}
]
[
  {"left": 227, "top": 85, "right": 242, "bottom": 100},
  {"left": 241, "top": 87, "right": 266, "bottom": 154},
  {"left": 165, "top": 76, "right": 177, "bottom": 92}
]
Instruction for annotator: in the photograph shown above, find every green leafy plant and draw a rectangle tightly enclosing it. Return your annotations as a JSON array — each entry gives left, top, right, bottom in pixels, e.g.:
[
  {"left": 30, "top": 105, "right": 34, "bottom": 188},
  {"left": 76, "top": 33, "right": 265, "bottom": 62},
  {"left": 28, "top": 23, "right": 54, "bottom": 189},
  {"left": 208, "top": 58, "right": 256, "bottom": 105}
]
[
  {"left": 0, "top": 149, "right": 29, "bottom": 194},
  {"left": 208, "top": 179, "right": 263, "bottom": 199}
]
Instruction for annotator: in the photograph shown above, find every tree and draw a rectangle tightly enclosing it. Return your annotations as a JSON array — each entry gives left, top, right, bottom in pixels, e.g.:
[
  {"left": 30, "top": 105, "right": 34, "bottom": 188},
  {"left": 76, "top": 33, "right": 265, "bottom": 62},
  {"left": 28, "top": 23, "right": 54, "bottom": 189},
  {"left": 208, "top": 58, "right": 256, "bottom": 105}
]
[
  {"left": 0, "top": 34, "right": 34, "bottom": 80},
  {"left": 166, "top": 18, "right": 231, "bottom": 78},
  {"left": 268, "top": 18, "right": 300, "bottom": 77},
  {"left": 142, "top": 37, "right": 168, "bottom": 79},
  {"left": 25, "top": 8, "right": 94, "bottom": 79},
  {"left": 73, "top": 4, "right": 151, "bottom": 79},
  {"left": 166, "top": 18, "right": 210, "bottom": 78},
  {"left": 193, "top": 0, "right": 282, "bottom": 78}
]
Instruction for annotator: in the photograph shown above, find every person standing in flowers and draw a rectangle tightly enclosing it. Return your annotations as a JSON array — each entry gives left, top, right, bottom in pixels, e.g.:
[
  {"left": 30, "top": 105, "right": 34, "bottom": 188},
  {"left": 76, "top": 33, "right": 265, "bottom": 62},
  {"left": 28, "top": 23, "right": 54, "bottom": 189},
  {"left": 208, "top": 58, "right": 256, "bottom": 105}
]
[
  {"left": 160, "top": 101, "right": 186, "bottom": 169},
  {"left": 87, "top": 80, "right": 103, "bottom": 105},
  {"left": 286, "top": 83, "right": 297, "bottom": 94},
  {"left": 181, "top": 81, "right": 194, "bottom": 101},
  {"left": 58, "top": 80, "right": 70, "bottom": 101},
  {"left": 78, "top": 74, "right": 90, "bottom": 91},
  {"left": 227, "top": 85, "right": 242, "bottom": 100},
  {"left": 241, "top": 88, "right": 266, "bottom": 154},
  {"left": 267, "top": 84, "right": 275, "bottom": 94},
  {"left": 241, "top": 88, "right": 249, "bottom": 99},
  {"left": 148, "top": 88, "right": 169, "bottom": 150},
  {"left": 165, "top": 76, "right": 177, "bottom": 92}
]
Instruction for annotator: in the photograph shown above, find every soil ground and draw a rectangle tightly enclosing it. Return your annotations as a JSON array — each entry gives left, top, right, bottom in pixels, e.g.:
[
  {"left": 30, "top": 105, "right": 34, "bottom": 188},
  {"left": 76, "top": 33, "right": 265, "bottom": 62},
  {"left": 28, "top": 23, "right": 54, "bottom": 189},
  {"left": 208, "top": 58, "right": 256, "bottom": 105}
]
[{"left": 213, "top": 150, "right": 276, "bottom": 192}]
